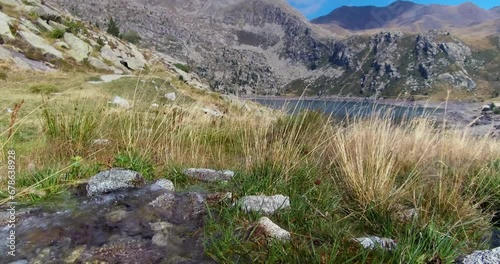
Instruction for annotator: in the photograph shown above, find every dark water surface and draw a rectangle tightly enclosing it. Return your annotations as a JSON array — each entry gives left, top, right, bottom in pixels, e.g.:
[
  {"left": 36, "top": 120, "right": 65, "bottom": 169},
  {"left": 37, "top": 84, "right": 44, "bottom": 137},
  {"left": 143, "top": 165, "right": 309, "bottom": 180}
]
[{"left": 252, "top": 98, "right": 445, "bottom": 120}]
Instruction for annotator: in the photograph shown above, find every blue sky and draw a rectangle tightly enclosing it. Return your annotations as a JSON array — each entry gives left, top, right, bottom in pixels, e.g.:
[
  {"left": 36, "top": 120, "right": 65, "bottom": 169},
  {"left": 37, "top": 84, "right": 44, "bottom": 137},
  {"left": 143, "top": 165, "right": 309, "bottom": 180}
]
[{"left": 287, "top": 1, "right": 498, "bottom": 19}]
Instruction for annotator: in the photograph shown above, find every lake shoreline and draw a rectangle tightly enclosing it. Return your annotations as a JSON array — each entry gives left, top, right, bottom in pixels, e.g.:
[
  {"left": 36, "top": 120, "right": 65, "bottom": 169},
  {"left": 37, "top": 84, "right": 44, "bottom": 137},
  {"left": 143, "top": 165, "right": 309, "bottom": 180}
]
[{"left": 240, "top": 95, "right": 485, "bottom": 112}]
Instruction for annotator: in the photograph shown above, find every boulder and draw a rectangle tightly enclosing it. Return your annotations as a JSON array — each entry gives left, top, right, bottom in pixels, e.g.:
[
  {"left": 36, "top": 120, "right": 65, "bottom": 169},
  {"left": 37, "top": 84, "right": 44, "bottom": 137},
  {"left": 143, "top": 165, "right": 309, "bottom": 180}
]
[
  {"left": 24, "top": 4, "right": 61, "bottom": 22},
  {"left": 86, "top": 169, "right": 146, "bottom": 196},
  {"left": 254, "top": 217, "right": 291, "bottom": 242},
  {"left": 36, "top": 18, "right": 54, "bottom": 32},
  {"left": 0, "top": 0, "right": 19, "bottom": 7},
  {"left": 197, "top": 107, "right": 223, "bottom": 117},
  {"left": 20, "top": 18, "right": 41, "bottom": 34},
  {"left": 48, "top": 21, "right": 67, "bottom": 31},
  {"left": 64, "top": 33, "right": 93, "bottom": 62},
  {"left": 0, "top": 11, "right": 15, "bottom": 40},
  {"left": 182, "top": 168, "right": 234, "bottom": 182},
  {"left": 88, "top": 56, "right": 110, "bottom": 71},
  {"left": 0, "top": 45, "right": 13, "bottom": 60},
  {"left": 148, "top": 192, "right": 207, "bottom": 222},
  {"left": 100, "top": 42, "right": 147, "bottom": 71},
  {"left": 456, "top": 247, "right": 500, "bottom": 264},
  {"left": 111, "top": 96, "right": 131, "bottom": 109},
  {"left": 238, "top": 195, "right": 290, "bottom": 214},
  {"left": 354, "top": 236, "right": 397, "bottom": 250},
  {"left": 19, "top": 30, "right": 63, "bottom": 59}
]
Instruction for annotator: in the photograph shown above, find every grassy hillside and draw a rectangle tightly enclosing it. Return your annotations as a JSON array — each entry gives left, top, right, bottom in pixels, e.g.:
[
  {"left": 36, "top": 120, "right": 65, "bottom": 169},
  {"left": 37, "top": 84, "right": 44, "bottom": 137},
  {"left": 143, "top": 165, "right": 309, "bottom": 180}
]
[{"left": 1, "top": 65, "right": 499, "bottom": 262}]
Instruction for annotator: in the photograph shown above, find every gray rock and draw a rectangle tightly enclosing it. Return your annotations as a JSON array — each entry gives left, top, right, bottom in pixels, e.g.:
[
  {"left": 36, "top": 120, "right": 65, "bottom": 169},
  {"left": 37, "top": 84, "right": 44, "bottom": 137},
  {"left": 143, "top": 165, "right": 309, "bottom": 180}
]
[
  {"left": 92, "top": 138, "right": 110, "bottom": 145},
  {"left": 354, "top": 236, "right": 397, "bottom": 250},
  {"left": 439, "top": 42, "right": 472, "bottom": 63},
  {"left": 182, "top": 168, "right": 234, "bottom": 182},
  {"left": 255, "top": 217, "right": 291, "bottom": 241},
  {"left": 0, "top": 11, "right": 15, "bottom": 40},
  {"left": 0, "top": 0, "right": 20, "bottom": 7},
  {"left": 36, "top": 18, "right": 54, "bottom": 32},
  {"left": 165, "top": 92, "right": 176, "bottom": 101},
  {"left": 111, "top": 96, "right": 131, "bottom": 109},
  {"left": 148, "top": 192, "right": 207, "bottom": 222},
  {"left": 456, "top": 247, "right": 500, "bottom": 264},
  {"left": 64, "top": 33, "right": 93, "bottom": 62},
  {"left": 48, "top": 20, "right": 67, "bottom": 31},
  {"left": 54, "top": 41, "right": 70, "bottom": 49},
  {"left": 20, "top": 17, "right": 41, "bottom": 34},
  {"left": 86, "top": 169, "right": 146, "bottom": 196},
  {"left": 0, "top": 45, "right": 13, "bottom": 60},
  {"left": 438, "top": 71, "right": 476, "bottom": 90},
  {"left": 149, "top": 192, "right": 176, "bottom": 208},
  {"left": 88, "top": 56, "right": 110, "bottom": 71},
  {"left": 150, "top": 179, "right": 175, "bottom": 192},
  {"left": 238, "top": 195, "right": 290, "bottom": 214},
  {"left": 19, "top": 30, "right": 63, "bottom": 60}
]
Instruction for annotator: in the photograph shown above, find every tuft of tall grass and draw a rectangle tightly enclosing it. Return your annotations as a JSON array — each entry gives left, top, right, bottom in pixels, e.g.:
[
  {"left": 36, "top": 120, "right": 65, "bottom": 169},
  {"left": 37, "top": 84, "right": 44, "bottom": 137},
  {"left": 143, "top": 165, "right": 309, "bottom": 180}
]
[{"left": 41, "top": 102, "right": 104, "bottom": 157}]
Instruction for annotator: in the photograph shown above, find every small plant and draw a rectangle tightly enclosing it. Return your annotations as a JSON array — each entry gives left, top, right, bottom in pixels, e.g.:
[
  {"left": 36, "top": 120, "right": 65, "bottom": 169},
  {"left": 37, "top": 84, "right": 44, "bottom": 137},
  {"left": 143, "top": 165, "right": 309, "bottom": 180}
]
[
  {"left": 121, "top": 31, "right": 141, "bottom": 44},
  {"left": 9, "top": 23, "right": 20, "bottom": 36},
  {"left": 29, "top": 84, "right": 60, "bottom": 94},
  {"left": 0, "top": 71, "right": 7, "bottom": 80},
  {"left": 106, "top": 17, "right": 120, "bottom": 37},
  {"left": 494, "top": 108, "right": 500, "bottom": 115},
  {"left": 49, "top": 29, "right": 65, "bottom": 39},
  {"left": 41, "top": 103, "right": 103, "bottom": 157},
  {"left": 63, "top": 19, "right": 87, "bottom": 35},
  {"left": 113, "top": 152, "right": 155, "bottom": 180},
  {"left": 174, "top": 63, "right": 191, "bottom": 73}
]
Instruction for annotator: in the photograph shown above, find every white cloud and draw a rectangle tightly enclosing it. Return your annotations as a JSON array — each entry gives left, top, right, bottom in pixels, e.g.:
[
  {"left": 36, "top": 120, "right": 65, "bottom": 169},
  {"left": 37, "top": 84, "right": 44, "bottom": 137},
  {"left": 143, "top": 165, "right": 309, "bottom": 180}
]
[{"left": 287, "top": 0, "right": 326, "bottom": 15}]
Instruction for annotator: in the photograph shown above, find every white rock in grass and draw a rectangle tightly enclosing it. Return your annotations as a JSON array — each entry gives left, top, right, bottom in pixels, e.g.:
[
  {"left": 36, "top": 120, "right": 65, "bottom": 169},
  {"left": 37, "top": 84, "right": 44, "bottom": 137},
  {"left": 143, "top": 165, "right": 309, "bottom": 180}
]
[
  {"left": 93, "top": 139, "right": 110, "bottom": 145},
  {"left": 238, "top": 195, "right": 290, "bottom": 215},
  {"left": 111, "top": 96, "right": 131, "bottom": 109},
  {"left": 456, "top": 247, "right": 500, "bottom": 264},
  {"left": 354, "top": 236, "right": 397, "bottom": 250},
  {"left": 165, "top": 92, "right": 176, "bottom": 101},
  {"left": 6, "top": 108, "right": 13, "bottom": 113},
  {"left": 255, "top": 217, "right": 291, "bottom": 241},
  {"left": 151, "top": 103, "right": 159, "bottom": 108},
  {"left": 183, "top": 168, "right": 234, "bottom": 182}
]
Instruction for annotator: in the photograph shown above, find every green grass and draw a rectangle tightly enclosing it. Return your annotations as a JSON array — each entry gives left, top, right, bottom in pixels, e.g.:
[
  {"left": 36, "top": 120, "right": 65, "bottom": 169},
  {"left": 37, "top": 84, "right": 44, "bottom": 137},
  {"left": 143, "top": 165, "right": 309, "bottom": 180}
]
[
  {"left": 174, "top": 63, "right": 191, "bottom": 73},
  {"left": 29, "top": 84, "right": 61, "bottom": 94},
  {"left": 0, "top": 71, "right": 7, "bottom": 80},
  {"left": 49, "top": 29, "right": 66, "bottom": 39}
]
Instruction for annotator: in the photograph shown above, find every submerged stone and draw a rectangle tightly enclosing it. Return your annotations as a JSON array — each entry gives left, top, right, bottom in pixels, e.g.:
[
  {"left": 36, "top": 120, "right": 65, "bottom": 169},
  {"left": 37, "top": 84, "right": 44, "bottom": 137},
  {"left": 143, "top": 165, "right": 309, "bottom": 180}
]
[{"left": 150, "top": 179, "right": 175, "bottom": 192}]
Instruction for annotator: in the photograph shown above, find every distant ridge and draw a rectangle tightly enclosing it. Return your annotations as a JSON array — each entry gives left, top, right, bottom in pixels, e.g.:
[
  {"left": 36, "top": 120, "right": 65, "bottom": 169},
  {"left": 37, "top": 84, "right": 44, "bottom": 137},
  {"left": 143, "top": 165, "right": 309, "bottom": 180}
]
[{"left": 311, "top": 1, "right": 500, "bottom": 34}]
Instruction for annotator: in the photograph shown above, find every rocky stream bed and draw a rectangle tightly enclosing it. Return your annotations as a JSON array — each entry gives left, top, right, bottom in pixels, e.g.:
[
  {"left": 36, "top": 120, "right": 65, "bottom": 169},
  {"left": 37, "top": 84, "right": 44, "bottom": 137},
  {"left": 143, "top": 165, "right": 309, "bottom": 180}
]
[{"left": 0, "top": 168, "right": 499, "bottom": 264}]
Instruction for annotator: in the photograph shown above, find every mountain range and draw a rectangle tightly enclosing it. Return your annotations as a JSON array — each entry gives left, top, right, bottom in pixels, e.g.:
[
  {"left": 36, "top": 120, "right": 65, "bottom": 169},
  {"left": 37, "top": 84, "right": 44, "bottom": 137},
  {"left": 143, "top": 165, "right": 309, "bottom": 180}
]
[
  {"left": 28, "top": 0, "right": 500, "bottom": 99},
  {"left": 312, "top": 1, "right": 500, "bottom": 35}
]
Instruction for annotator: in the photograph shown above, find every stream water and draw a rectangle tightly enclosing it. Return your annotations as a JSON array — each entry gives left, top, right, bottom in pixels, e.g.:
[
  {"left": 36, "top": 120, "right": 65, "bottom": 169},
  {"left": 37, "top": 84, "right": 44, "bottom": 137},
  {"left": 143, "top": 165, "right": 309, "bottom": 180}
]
[{"left": 0, "top": 185, "right": 216, "bottom": 263}]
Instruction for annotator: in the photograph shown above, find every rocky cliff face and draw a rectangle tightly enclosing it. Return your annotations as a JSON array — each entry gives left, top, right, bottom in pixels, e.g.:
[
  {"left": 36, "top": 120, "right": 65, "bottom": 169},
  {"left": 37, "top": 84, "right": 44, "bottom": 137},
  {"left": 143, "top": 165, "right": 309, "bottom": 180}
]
[{"left": 20, "top": 0, "right": 500, "bottom": 98}]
